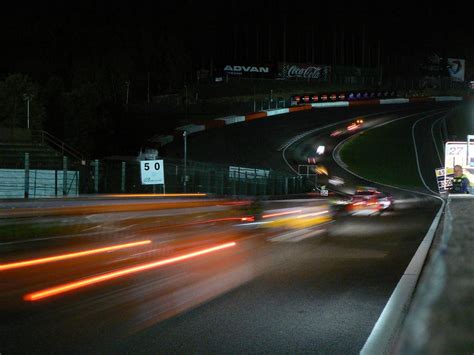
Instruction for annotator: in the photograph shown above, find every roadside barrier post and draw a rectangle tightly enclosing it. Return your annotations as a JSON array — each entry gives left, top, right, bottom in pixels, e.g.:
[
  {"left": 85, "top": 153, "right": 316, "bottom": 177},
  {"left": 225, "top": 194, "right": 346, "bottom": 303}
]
[
  {"left": 24, "top": 153, "right": 29, "bottom": 199},
  {"left": 62, "top": 156, "right": 68, "bottom": 196}
]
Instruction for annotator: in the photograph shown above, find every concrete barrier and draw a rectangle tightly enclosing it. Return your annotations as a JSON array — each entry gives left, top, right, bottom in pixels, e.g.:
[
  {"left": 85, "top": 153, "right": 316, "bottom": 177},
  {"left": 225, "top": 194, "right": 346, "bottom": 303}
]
[
  {"left": 380, "top": 98, "right": 410, "bottom": 104},
  {"left": 216, "top": 115, "right": 246, "bottom": 125},
  {"left": 176, "top": 124, "right": 206, "bottom": 134},
  {"left": 288, "top": 105, "right": 312, "bottom": 112},
  {"left": 245, "top": 112, "right": 267, "bottom": 121},
  {"left": 265, "top": 108, "right": 290, "bottom": 116},
  {"left": 348, "top": 99, "right": 381, "bottom": 106},
  {"left": 409, "top": 97, "right": 435, "bottom": 103},
  {"left": 395, "top": 195, "right": 474, "bottom": 354},
  {"left": 433, "top": 96, "right": 463, "bottom": 102}
]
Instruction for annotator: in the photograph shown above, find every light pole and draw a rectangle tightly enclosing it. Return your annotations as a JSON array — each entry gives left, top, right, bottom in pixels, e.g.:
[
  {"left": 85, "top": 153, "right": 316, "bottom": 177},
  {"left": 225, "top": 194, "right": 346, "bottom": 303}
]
[
  {"left": 125, "top": 81, "right": 130, "bottom": 106},
  {"left": 183, "top": 130, "right": 187, "bottom": 192},
  {"left": 253, "top": 86, "right": 256, "bottom": 112},
  {"left": 184, "top": 85, "right": 188, "bottom": 121},
  {"left": 23, "top": 94, "right": 32, "bottom": 129},
  {"left": 147, "top": 72, "right": 150, "bottom": 104}
]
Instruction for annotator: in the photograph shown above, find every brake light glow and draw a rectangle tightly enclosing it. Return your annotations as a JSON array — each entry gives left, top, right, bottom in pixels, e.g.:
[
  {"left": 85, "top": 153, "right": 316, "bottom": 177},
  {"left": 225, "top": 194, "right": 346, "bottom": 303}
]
[
  {"left": 0, "top": 240, "right": 152, "bottom": 271},
  {"left": 24, "top": 242, "right": 236, "bottom": 301}
]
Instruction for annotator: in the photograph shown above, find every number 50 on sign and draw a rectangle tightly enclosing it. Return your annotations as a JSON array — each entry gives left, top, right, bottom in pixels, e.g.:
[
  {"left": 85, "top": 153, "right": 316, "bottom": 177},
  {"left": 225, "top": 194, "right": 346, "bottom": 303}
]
[{"left": 140, "top": 160, "right": 164, "bottom": 185}]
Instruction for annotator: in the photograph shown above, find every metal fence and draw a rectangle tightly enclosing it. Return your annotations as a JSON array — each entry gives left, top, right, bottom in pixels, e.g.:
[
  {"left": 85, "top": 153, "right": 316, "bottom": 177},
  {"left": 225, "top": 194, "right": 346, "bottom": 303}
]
[{"left": 0, "top": 154, "right": 314, "bottom": 198}]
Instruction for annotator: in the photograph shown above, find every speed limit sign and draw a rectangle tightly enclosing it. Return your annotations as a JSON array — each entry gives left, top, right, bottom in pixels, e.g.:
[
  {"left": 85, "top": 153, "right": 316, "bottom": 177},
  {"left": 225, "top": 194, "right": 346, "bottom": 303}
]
[{"left": 140, "top": 160, "right": 164, "bottom": 185}]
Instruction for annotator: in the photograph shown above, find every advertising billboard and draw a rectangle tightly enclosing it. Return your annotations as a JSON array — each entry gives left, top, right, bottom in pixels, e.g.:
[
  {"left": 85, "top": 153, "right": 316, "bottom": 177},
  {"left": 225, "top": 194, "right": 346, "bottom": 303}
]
[
  {"left": 222, "top": 64, "right": 273, "bottom": 77},
  {"left": 278, "top": 63, "right": 331, "bottom": 81}
]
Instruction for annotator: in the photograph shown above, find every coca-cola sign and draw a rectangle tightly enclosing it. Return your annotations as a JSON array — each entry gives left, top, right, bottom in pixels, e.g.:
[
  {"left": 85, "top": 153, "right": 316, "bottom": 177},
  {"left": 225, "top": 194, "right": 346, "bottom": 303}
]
[{"left": 279, "top": 63, "right": 331, "bottom": 81}]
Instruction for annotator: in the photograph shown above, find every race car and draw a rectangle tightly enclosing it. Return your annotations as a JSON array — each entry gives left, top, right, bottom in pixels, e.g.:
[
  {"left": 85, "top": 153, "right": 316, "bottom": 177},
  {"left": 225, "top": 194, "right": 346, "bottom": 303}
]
[
  {"left": 345, "top": 188, "right": 394, "bottom": 215},
  {"left": 330, "top": 118, "right": 364, "bottom": 137},
  {"left": 346, "top": 118, "right": 364, "bottom": 131},
  {"left": 330, "top": 129, "right": 344, "bottom": 137}
]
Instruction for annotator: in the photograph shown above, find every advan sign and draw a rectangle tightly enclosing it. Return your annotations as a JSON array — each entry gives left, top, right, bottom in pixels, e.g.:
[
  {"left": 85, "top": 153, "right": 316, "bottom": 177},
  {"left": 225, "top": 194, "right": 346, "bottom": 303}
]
[{"left": 223, "top": 65, "right": 271, "bottom": 76}]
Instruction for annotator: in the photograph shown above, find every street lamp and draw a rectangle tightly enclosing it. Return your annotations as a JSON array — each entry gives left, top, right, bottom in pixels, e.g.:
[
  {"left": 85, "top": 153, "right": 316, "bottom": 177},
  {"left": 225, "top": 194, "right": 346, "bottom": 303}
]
[
  {"left": 125, "top": 81, "right": 130, "bottom": 106},
  {"left": 184, "top": 85, "right": 188, "bottom": 121},
  {"left": 183, "top": 130, "right": 187, "bottom": 192},
  {"left": 23, "top": 93, "right": 33, "bottom": 129},
  {"left": 253, "top": 86, "right": 256, "bottom": 112}
]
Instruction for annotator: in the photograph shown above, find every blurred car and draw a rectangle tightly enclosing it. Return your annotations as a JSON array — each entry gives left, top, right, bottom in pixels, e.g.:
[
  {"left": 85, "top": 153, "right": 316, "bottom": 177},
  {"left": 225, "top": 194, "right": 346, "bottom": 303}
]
[
  {"left": 331, "top": 118, "right": 364, "bottom": 137},
  {"left": 328, "top": 176, "right": 344, "bottom": 186},
  {"left": 345, "top": 188, "right": 394, "bottom": 215},
  {"left": 314, "top": 165, "right": 328, "bottom": 175},
  {"left": 346, "top": 118, "right": 364, "bottom": 131},
  {"left": 330, "top": 129, "right": 344, "bottom": 137}
]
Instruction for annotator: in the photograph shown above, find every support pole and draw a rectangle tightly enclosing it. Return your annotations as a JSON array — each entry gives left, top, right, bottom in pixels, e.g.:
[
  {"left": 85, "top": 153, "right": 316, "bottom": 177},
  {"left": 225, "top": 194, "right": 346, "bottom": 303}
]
[
  {"left": 24, "top": 153, "right": 29, "bottom": 199},
  {"left": 63, "top": 156, "right": 68, "bottom": 196},
  {"left": 94, "top": 159, "right": 99, "bottom": 194},
  {"left": 121, "top": 162, "right": 126, "bottom": 193}
]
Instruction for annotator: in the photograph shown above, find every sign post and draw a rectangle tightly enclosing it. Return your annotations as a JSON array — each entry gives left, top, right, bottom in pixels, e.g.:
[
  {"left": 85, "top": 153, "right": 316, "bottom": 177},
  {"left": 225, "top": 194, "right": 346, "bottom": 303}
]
[
  {"left": 444, "top": 139, "right": 474, "bottom": 192},
  {"left": 444, "top": 142, "right": 468, "bottom": 168},
  {"left": 140, "top": 160, "right": 165, "bottom": 193}
]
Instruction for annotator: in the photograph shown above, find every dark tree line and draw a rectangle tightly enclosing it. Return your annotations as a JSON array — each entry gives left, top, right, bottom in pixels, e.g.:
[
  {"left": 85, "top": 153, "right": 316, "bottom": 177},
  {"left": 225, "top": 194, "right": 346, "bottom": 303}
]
[{"left": 1, "top": 1, "right": 472, "bottom": 157}]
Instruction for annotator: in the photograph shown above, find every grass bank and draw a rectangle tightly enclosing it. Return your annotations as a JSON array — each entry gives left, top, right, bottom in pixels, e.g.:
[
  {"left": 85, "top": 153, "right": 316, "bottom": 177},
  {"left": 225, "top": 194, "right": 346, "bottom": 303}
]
[{"left": 340, "top": 118, "right": 423, "bottom": 189}]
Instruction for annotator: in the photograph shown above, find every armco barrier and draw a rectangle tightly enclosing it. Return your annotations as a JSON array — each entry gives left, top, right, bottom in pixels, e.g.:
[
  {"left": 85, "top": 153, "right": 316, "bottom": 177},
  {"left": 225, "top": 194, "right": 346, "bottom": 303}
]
[{"left": 153, "top": 96, "right": 464, "bottom": 147}]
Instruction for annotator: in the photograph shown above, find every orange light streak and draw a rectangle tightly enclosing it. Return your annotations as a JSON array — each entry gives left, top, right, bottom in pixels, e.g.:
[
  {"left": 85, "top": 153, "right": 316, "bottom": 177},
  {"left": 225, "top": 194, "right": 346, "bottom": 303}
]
[
  {"left": 262, "top": 210, "right": 302, "bottom": 219},
  {"left": 24, "top": 242, "right": 236, "bottom": 301},
  {"left": 104, "top": 193, "right": 207, "bottom": 198},
  {"left": 0, "top": 240, "right": 151, "bottom": 272}
]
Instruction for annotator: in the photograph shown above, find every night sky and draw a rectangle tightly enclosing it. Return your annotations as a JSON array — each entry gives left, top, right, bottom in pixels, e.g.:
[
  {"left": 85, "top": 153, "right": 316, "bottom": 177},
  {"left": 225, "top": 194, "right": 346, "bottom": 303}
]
[{"left": 1, "top": 1, "right": 473, "bottom": 82}]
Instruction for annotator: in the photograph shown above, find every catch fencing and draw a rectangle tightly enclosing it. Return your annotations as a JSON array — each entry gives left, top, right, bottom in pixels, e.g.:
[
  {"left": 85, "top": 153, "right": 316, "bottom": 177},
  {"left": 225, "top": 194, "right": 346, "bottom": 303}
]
[{"left": 0, "top": 154, "right": 315, "bottom": 198}]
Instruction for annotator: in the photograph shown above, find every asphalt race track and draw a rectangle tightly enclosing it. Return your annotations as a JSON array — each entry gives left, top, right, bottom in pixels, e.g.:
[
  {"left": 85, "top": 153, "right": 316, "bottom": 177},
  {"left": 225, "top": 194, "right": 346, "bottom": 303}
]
[{"left": 0, "top": 102, "right": 459, "bottom": 353}]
